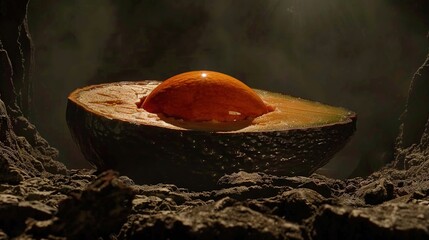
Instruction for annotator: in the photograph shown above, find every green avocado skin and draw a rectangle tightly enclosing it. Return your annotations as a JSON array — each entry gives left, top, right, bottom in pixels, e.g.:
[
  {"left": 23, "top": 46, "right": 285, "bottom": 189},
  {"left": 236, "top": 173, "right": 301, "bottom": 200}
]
[{"left": 67, "top": 99, "right": 356, "bottom": 190}]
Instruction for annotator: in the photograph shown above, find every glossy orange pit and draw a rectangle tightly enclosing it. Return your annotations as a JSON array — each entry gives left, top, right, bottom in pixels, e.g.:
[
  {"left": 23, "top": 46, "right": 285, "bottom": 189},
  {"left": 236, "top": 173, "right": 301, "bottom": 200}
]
[{"left": 141, "top": 70, "right": 272, "bottom": 122}]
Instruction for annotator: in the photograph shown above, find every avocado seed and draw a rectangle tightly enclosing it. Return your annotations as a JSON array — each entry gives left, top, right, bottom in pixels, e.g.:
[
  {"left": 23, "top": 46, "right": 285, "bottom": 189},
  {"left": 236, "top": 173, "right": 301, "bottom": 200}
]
[{"left": 141, "top": 70, "right": 273, "bottom": 122}]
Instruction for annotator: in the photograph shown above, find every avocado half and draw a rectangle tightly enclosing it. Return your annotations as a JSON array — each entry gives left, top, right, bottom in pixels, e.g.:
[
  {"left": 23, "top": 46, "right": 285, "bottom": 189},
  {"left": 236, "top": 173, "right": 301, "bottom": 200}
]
[{"left": 67, "top": 80, "right": 356, "bottom": 189}]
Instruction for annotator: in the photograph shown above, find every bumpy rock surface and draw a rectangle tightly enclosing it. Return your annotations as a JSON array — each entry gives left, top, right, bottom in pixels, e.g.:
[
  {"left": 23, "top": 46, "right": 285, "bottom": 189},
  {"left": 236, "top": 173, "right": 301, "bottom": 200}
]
[
  {"left": 0, "top": 168, "right": 428, "bottom": 239},
  {"left": 1, "top": 0, "right": 429, "bottom": 239},
  {"left": 0, "top": 0, "right": 66, "bottom": 185}
]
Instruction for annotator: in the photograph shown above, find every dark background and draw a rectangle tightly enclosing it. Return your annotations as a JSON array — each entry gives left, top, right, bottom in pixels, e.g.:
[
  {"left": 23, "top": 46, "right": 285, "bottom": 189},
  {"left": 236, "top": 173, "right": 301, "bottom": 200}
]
[{"left": 27, "top": 0, "right": 429, "bottom": 178}]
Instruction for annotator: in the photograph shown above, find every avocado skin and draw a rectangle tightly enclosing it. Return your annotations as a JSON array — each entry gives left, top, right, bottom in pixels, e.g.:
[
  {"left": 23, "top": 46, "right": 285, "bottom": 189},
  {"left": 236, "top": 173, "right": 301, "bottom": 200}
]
[{"left": 67, "top": 95, "right": 356, "bottom": 190}]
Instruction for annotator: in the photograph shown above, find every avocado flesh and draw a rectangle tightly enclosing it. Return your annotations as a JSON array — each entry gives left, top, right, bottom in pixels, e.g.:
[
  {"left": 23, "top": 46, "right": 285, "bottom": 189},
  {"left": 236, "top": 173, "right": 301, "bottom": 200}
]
[
  {"left": 71, "top": 81, "right": 353, "bottom": 132},
  {"left": 67, "top": 81, "right": 356, "bottom": 190}
]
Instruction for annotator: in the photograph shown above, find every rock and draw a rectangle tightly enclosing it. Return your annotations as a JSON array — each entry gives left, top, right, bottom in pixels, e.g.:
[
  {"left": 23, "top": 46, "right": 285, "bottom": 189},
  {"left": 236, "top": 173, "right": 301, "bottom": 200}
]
[
  {"left": 398, "top": 51, "right": 429, "bottom": 151},
  {"left": 311, "top": 203, "right": 429, "bottom": 240},
  {"left": 356, "top": 178, "right": 395, "bottom": 205},
  {"left": 394, "top": 48, "right": 429, "bottom": 173},
  {"left": 247, "top": 188, "right": 327, "bottom": 223},
  {"left": 119, "top": 202, "right": 303, "bottom": 240},
  {"left": 132, "top": 195, "right": 177, "bottom": 214},
  {"left": 0, "top": 194, "right": 55, "bottom": 237},
  {"left": 0, "top": 0, "right": 67, "bottom": 186},
  {"left": 218, "top": 171, "right": 272, "bottom": 187},
  {"left": 132, "top": 183, "right": 191, "bottom": 205},
  {"left": 48, "top": 170, "right": 135, "bottom": 239}
]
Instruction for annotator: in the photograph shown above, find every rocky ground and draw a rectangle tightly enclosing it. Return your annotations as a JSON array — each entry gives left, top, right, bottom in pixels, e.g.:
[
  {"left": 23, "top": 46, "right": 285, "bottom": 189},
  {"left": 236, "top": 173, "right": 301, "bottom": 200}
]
[
  {"left": 1, "top": 154, "right": 429, "bottom": 239},
  {"left": 1, "top": 0, "right": 429, "bottom": 239}
]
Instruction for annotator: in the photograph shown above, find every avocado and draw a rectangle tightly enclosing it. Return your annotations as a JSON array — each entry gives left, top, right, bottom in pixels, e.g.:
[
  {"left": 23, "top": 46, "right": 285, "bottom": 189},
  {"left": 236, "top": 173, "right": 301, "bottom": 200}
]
[{"left": 67, "top": 78, "right": 356, "bottom": 190}]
